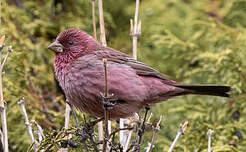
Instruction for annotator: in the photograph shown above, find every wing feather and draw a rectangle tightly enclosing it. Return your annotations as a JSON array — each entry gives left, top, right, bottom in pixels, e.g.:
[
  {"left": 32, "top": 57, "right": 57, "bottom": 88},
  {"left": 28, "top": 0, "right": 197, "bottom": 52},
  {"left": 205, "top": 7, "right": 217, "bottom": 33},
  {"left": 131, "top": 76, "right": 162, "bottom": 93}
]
[{"left": 92, "top": 49, "right": 170, "bottom": 80}]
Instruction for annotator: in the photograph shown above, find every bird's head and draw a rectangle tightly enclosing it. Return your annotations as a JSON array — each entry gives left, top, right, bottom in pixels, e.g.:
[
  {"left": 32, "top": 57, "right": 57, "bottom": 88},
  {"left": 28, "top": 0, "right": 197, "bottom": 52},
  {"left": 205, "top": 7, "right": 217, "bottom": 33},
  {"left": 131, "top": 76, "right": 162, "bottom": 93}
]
[{"left": 48, "top": 28, "right": 100, "bottom": 56}]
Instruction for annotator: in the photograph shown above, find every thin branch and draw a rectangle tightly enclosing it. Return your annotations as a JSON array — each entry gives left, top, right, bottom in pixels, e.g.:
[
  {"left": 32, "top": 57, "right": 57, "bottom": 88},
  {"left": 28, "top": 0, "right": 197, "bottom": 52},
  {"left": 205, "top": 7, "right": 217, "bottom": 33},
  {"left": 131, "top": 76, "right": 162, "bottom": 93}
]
[
  {"left": 147, "top": 113, "right": 153, "bottom": 123},
  {"left": 124, "top": 129, "right": 133, "bottom": 152},
  {"left": 147, "top": 115, "right": 163, "bottom": 152},
  {"left": 64, "top": 103, "right": 71, "bottom": 129},
  {"left": 109, "top": 127, "right": 134, "bottom": 139},
  {"left": 34, "top": 130, "right": 43, "bottom": 143},
  {"left": 66, "top": 100, "right": 79, "bottom": 128},
  {"left": 98, "top": 1, "right": 108, "bottom": 149},
  {"left": 0, "top": 35, "right": 11, "bottom": 152},
  {"left": 103, "top": 58, "right": 108, "bottom": 98},
  {"left": 144, "top": 143, "right": 152, "bottom": 152},
  {"left": 17, "top": 97, "right": 38, "bottom": 150},
  {"left": 0, "top": 46, "right": 13, "bottom": 71},
  {"left": 207, "top": 129, "right": 214, "bottom": 152},
  {"left": 119, "top": 118, "right": 127, "bottom": 147},
  {"left": 168, "top": 120, "right": 189, "bottom": 152},
  {"left": 91, "top": 0, "right": 97, "bottom": 40},
  {"left": 31, "top": 120, "right": 45, "bottom": 140},
  {"left": 130, "top": 0, "right": 141, "bottom": 60},
  {"left": 0, "top": 105, "right": 8, "bottom": 152},
  {"left": 98, "top": 121, "right": 104, "bottom": 149},
  {"left": 132, "top": 106, "right": 150, "bottom": 152},
  {"left": 70, "top": 105, "right": 79, "bottom": 128},
  {"left": 75, "top": 118, "right": 102, "bottom": 152},
  {"left": 98, "top": 0, "right": 107, "bottom": 46},
  {"left": 102, "top": 58, "right": 109, "bottom": 152},
  {"left": 122, "top": 0, "right": 142, "bottom": 149},
  {"left": 60, "top": 101, "right": 72, "bottom": 152}
]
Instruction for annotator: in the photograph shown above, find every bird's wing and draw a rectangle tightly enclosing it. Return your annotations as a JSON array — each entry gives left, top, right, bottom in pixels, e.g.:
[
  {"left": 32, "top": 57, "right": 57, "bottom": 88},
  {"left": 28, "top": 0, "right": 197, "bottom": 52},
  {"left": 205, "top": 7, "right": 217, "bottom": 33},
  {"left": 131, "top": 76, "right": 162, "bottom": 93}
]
[{"left": 92, "top": 49, "right": 171, "bottom": 80}]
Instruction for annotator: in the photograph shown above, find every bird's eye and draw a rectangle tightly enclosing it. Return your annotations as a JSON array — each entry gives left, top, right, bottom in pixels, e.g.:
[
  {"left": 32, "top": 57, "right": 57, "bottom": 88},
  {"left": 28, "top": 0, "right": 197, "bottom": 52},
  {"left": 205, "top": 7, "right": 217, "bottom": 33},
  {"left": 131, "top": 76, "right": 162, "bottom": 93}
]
[{"left": 68, "top": 41, "right": 73, "bottom": 45}]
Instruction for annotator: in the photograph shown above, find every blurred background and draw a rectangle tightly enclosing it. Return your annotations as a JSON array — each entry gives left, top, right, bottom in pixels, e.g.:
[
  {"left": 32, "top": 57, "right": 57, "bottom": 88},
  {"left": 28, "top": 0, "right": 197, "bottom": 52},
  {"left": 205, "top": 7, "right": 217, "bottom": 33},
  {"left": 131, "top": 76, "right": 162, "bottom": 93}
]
[{"left": 1, "top": 0, "right": 246, "bottom": 151}]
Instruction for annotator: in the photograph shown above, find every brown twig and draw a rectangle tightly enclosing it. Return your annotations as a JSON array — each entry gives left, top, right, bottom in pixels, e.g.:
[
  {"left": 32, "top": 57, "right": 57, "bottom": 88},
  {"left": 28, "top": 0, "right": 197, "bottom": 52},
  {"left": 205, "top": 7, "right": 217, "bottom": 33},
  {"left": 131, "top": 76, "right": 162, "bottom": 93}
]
[{"left": 102, "top": 58, "right": 109, "bottom": 152}]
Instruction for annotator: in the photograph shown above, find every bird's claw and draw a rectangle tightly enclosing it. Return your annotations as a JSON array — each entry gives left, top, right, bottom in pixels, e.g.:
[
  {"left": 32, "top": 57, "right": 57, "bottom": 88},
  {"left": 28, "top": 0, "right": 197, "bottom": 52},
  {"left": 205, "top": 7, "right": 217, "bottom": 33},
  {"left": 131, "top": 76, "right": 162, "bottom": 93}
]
[
  {"left": 102, "top": 101, "right": 116, "bottom": 110},
  {"left": 100, "top": 92, "right": 117, "bottom": 110}
]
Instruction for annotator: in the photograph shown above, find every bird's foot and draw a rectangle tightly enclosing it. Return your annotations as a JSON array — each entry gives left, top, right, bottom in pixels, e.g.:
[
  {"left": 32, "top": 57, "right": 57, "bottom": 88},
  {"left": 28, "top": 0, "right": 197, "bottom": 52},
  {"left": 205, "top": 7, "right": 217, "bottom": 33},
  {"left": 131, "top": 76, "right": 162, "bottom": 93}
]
[{"left": 100, "top": 92, "right": 118, "bottom": 110}]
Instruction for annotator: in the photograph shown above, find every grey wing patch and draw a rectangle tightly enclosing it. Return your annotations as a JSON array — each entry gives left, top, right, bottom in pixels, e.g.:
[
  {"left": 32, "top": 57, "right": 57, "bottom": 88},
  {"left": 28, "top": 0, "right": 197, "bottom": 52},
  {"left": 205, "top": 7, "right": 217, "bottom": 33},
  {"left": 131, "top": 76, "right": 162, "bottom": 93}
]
[
  {"left": 93, "top": 50, "right": 171, "bottom": 79},
  {"left": 125, "top": 59, "right": 169, "bottom": 79}
]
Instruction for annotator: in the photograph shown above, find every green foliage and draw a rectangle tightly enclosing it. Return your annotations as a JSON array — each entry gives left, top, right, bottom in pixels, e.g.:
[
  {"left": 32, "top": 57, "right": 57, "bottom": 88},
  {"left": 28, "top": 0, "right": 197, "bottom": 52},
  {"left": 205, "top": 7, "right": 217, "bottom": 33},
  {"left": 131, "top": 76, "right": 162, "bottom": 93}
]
[{"left": 1, "top": 0, "right": 246, "bottom": 151}]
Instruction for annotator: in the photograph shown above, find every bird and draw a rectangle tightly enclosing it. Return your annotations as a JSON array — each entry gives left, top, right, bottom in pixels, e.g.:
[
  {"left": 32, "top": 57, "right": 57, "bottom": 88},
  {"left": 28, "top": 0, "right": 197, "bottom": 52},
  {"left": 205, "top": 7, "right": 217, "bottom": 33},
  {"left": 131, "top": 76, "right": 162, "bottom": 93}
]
[{"left": 48, "top": 28, "right": 231, "bottom": 119}]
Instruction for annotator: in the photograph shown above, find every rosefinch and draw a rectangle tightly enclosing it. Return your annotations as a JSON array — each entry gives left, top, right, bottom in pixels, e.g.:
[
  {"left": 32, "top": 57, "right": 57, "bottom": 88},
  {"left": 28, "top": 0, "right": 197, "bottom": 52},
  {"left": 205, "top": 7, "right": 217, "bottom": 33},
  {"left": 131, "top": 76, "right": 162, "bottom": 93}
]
[{"left": 48, "top": 28, "right": 231, "bottom": 119}]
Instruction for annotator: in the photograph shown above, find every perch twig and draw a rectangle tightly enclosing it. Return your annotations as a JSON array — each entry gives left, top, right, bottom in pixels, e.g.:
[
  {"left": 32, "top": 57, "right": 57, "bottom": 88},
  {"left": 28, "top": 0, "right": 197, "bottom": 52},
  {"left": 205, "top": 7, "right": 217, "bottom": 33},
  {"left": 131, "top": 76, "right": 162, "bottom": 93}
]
[
  {"left": 147, "top": 115, "right": 163, "bottom": 152},
  {"left": 102, "top": 58, "right": 109, "bottom": 152},
  {"left": 98, "top": 0, "right": 109, "bottom": 148},
  {"left": 168, "top": 120, "right": 189, "bottom": 152}
]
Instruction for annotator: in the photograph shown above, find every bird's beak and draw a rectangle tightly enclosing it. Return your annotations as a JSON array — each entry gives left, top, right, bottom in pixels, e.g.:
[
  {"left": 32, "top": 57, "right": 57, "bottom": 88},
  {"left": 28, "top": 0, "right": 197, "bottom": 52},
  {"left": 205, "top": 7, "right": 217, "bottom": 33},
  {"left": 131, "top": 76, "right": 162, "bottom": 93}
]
[{"left": 48, "top": 41, "right": 63, "bottom": 53}]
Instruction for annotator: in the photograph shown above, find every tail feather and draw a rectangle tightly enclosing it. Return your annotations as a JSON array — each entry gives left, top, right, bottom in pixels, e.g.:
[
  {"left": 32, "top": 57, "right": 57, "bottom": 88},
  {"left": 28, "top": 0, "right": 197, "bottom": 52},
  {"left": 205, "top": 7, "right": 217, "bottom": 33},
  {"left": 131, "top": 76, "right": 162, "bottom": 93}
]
[{"left": 171, "top": 84, "right": 231, "bottom": 97}]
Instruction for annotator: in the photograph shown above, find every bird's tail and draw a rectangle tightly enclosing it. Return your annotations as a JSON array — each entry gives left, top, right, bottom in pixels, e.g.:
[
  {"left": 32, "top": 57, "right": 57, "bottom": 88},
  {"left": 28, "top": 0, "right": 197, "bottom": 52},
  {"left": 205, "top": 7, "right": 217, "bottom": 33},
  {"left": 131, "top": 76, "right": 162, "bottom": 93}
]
[{"left": 171, "top": 84, "right": 231, "bottom": 97}]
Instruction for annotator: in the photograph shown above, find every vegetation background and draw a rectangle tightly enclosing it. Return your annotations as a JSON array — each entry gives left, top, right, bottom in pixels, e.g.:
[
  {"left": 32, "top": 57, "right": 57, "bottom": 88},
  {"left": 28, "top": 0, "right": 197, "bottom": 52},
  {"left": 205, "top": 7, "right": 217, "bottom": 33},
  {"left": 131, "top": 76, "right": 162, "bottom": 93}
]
[{"left": 1, "top": 0, "right": 246, "bottom": 151}]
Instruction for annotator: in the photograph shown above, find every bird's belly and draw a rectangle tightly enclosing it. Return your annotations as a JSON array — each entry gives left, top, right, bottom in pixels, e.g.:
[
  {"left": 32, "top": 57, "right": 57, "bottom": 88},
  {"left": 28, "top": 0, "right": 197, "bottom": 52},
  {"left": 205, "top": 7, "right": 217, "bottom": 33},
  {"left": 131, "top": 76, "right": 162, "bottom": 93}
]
[{"left": 64, "top": 72, "right": 143, "bottom": 119}]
